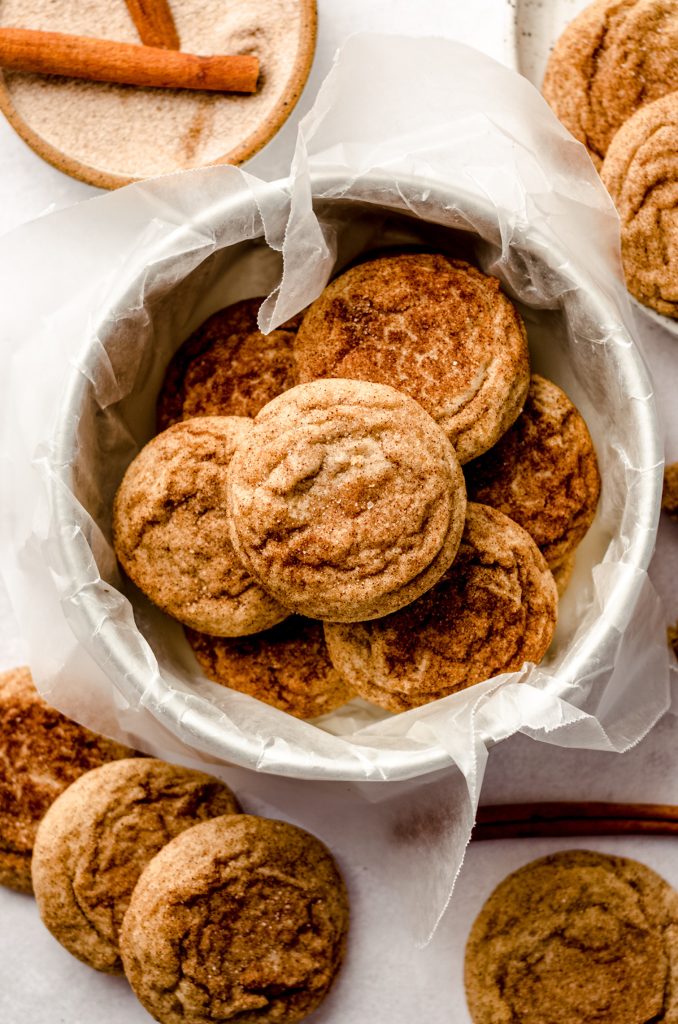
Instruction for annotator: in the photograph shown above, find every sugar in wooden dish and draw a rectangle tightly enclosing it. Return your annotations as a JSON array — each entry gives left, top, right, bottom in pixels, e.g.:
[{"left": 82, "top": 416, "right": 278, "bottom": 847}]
[{"left": 0, "top": 0, "right": 316, "bottom": 187}]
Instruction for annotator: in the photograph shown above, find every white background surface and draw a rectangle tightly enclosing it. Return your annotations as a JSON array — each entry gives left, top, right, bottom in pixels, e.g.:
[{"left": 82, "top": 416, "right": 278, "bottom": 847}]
[{"left": 1, "top": 1, "right": 678, "bottom": 1022}]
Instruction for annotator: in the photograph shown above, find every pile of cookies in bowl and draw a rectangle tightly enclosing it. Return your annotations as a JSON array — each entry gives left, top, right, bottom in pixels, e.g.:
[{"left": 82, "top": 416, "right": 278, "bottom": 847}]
[
  {"left": 112, "top": 251, "right": 601, "bottom": 720},
  {"left": 543, "top": 0, "right": 678, "bottom": 321}
]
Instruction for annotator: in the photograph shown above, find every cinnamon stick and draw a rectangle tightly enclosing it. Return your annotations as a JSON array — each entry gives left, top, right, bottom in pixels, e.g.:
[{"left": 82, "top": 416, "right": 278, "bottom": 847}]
[
  {"left": 125, "top": 0, "right": 180, "bottom": 50},
  {"left": 472, "top": 801, "right": 678, "bottom": 841},
  {"left": 0, "top": 28, "right": 259, "bottom": 94}
]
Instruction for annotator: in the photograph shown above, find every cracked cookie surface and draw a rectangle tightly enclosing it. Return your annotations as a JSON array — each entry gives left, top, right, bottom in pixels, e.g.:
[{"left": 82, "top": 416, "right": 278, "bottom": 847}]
[
  {"left": 113, "top": 416, "right": 289, "bottom": 636},
  {"left": 186, "top": 617, "right": 354, "bottom": 719},
  {"left": 31, "top": 758, "right": 240, "bottom": 973},
  {"left": 227, "top": 378, "right": 467, "bottom": 622},
  {"left": 293, "top": 254, "right": 530, "bottom": 464},
  {"left": 464, "top": 850, "right": 678, "bottom": 1024},
  {"left": 120, "top": 815, "right": 349, "bottom": 1024},
  {"left": 157, "top": 298, "right": 301, "bottom": 430},
  {"left": 601, "top": 91, "right": 678, "bottom": 318},
  {"left": 465, "top": 375, "right": 600, "bottom": 568},
  {"left": 542, "top": 0, "right": 678, "bottom": 167},
  {"left": 324, "top": 503, "right": 557, "bottom": 711},
  {"left": 0, "top": 666, "right": 134, "bottom": 894},
  {"left": 663, "top": 462, "right": 678, "bottom": 518}
]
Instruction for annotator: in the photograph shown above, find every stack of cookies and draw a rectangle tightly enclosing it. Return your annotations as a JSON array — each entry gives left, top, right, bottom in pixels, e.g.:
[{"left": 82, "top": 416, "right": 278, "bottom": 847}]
[
  {"left": 0, "top": 666, "right": 349, "bottom": 1024},
  {"left": 113, "top": 252, "right": 601, "bottom": 718},
  {"left": 543, "top": 0, "right": 678, "bottom": 319}
]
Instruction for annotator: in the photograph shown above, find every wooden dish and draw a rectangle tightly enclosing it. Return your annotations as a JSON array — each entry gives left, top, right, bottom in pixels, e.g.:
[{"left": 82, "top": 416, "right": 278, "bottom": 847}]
[{"left": 0, "top": 0, "right": 317, "bottom": 188}]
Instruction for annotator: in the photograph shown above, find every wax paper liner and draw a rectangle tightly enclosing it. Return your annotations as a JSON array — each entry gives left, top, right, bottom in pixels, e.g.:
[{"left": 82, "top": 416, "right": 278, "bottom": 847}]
[{"left": 0, "top": 36, "right": 673, "bottom": 945}]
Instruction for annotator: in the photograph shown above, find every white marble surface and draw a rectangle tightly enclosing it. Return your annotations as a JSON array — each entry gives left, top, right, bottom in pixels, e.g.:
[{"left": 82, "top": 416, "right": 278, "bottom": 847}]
[{"left": 1, "top": 1, "right": 677, "bottom": 1023}]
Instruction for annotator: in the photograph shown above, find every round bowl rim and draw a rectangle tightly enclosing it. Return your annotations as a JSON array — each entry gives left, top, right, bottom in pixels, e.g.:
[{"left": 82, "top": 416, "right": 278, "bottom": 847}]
[{"left": 49, "top": 169, "right": 663, "bottom": 782}]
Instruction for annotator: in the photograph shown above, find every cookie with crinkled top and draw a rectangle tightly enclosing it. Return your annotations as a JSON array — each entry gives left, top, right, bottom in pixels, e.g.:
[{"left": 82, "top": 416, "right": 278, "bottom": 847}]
[
  {"left": 0, "top": 666, "right": 135, "bottom": 894},
  {"left": 31, "top": 758, "right": 240, "bottom": 973},
  {"left": 663, "top": 461, "right": 678, "bottom": 518},
  {"left": 601, "top": 91, "right": 678, "bottom": 318},
  {"left": 226, "top": 378, "right": 467, "bottom": 622},
  {"left": 120, "top": 815, "right": 349, "bottom": 1024},
  {"left": 465, "top": 850, "right": 678, "bottom": 1024},
  {"left": 465, "top": 375, "right": 600, "bottom": 568},
  {"left": 293, "top": 254, "right": 530, "bottom": 464},
  {"left": 186, "top": 617, "right": 354, "bottom": 720},
  {"left": 324, "top": 503, "right": 557, "bottom": 712},
  {"left": 542, "top": 0, "right": 678, "bottom": 167},
  {"left": 113, "top": 416, "right": 289, "bottom": 636},
  {"left": 551, "top": 551, "right": 577, "bottom": 598},
  {"left": 156, "top": 298, "right": 301, "bottom": 431}
]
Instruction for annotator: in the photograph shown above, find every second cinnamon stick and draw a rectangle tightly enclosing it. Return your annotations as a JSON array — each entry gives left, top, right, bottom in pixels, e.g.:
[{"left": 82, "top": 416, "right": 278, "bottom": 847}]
[
  {"left": 0, "top": 28, "right": 259, "bottom": 93},
  {"left": 125, "top": 0, "right": 180, "bottom": 50}
]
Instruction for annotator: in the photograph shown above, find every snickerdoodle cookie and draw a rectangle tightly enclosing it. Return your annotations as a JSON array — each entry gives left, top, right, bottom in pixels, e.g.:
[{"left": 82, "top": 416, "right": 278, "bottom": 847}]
[
  {"left": 186, "top": 616, "right": 354, "bottom": 719},
  {"left": 0, "top": 666, "right": 134, "bottom": 894},
  {"left": 601, "top": 92, "right": 678, "bottom": 317},
  {"left": 31, "top": 758, "right": 240, "bottom": 973},
  {"left": 324, "top": 503, "right": 557, "bottom": 712},
  {"left": 669, "top": 622, "right": 678, "bottom": 658},
  {"left": 157, "top": 298, "right": 302, "bottom": 431},
  {"left": 551, "top": 551, "right": 576, "bottom": 598},
  {"left": 113, "top": 416, "right": 289, "bottom": 636},
  {"left": 465, "top": 850, "right": 678, "bottom": 1024},
  {"left": 227, "top": 378, "right": 467, "bottom": 622},
  {"left": 465, "top": 375, "right": 600, "bottom": 568},
  {"left": 121, "top": 815, "right": 349, "bottom": 1024},
  {"left": 293, "top": 254, "right": 530, "bottom": 463},
  {"left": 663, "top": 462, "right": 678, "bottom": 518},
  {"left": 543, "top": 0, "right": 678, "bottom": 168}
]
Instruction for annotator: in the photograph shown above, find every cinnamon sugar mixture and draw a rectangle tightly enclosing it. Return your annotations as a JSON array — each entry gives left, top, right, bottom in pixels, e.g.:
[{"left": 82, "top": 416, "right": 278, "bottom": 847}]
[{"left": 0, "top": 0, "right": 303, "bottom": 178}]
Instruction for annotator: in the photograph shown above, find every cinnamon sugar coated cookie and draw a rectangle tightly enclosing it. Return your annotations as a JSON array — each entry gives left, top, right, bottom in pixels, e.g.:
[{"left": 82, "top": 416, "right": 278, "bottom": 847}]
[
  {"left": 465, "top": 375, "right": 600, "bottom": 568},
  {"left": 186, "top": 617, "right": 354, "bottom": 719},
  {"left": 293, "top": 254, "right": 530, "bottom": 463},
  {"left": 120, "top": 815, "right": 349, "bottom": 1024},
  {"left": 226, "top": 378, "right": 467, "bottom": 622},
  {"left": 465, "top": 851, "right": 678, "bottom": 1024},
  {"left": 32, "top": 759, "right": 240, "bottom": 973},
  {"left": 542, "top": 0, "right": 678, "bottom": 167},
  {"left": 663, "top": 462, "right": 678, "bottom": 518},
  {"left": 551, "top": 551, "right": 577, "bottom": 598},
  {"left": 324, "top": 504, "right": 557, "bottom": 712},
  {"left": 113, "top": 416, "right": 288, "bottom": 636},
  {"left": 0, "top": 666, "right": 134, "bottom": 893},
  {"left": 669, "top": 622, "right": 678, "bottom": 658},
  {"left": 157, "top": 298, "right": 301, "bottom": 430},
  {"left": 601, "top": 92, "right": 678, "bottom": 317}
]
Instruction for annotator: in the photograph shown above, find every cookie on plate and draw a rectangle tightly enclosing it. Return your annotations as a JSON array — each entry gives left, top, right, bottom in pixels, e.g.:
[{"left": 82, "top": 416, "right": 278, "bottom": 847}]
[
  {"left": 120, "top": 815, "right": 349, "bottom": 1024},
  {"left": 113, "top": 416, "right": 289, "bottom": 636},
  {"left": 465, "top": 375, "right": 600, "bottom": 568},
  {"left": 601, "top": 92, "right": 678, "bottom": 318},
  {"left": 227, "top": 378, "right": 467, "bottom": 622},
  {"left": 157, "top": 298, "right": 302, "bottom": 430},
  {"left": 31, "top": 758, "right": 240, "bottom": 973},
  {"left": 324, "top": 503, "right": 558, "bottom": 712},
  {"left": 293, "top": 254, "right": 530, "bottom": 463},
  {"left": 186, "top": 616, "right": 354, "bottom": 719},
  {"left": 542, "top": 0, "right": 678, "bottom": 167},
  {"left": 465, "top": 850, "right": 678, "bottom": 1024},
  {"left": 0, "top": 666, "right": 134, "bottom": 894}
]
